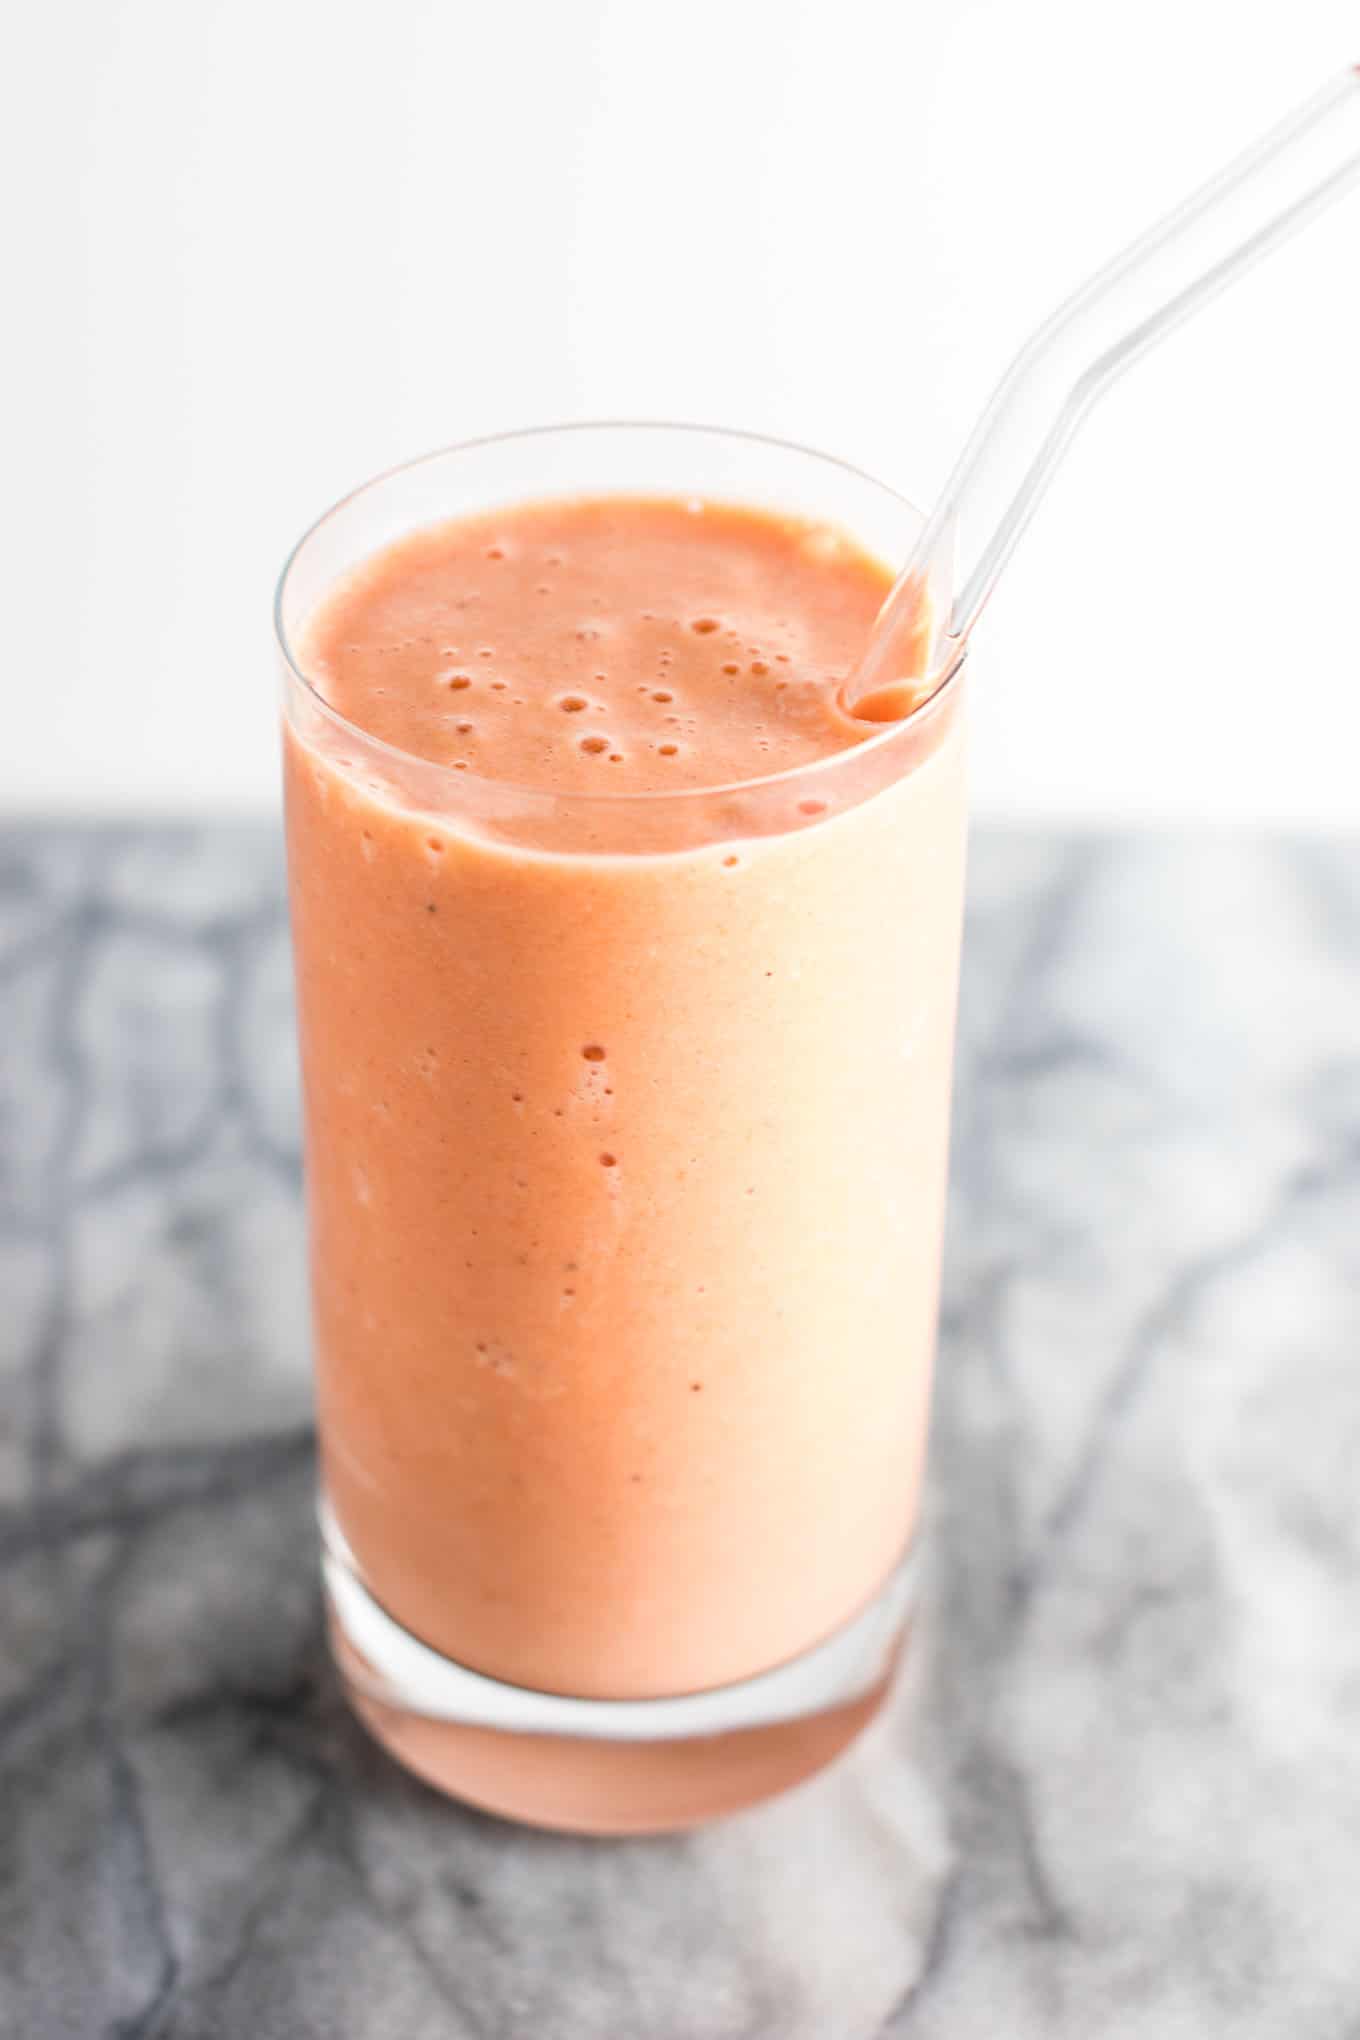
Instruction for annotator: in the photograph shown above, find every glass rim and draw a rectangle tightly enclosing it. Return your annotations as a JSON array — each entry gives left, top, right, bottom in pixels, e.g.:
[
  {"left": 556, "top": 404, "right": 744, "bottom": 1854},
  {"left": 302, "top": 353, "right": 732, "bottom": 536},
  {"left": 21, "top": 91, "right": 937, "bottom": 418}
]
[{"left": 275, "top": 419, "right": 966, "bottom": 810}]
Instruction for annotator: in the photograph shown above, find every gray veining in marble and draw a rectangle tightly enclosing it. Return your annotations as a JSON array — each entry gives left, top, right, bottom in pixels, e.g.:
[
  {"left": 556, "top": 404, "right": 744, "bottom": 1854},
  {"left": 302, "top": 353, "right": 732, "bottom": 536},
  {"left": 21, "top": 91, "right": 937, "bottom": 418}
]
[{"left": 2, "top": 823, "right": 1358, "bottom": 2038}]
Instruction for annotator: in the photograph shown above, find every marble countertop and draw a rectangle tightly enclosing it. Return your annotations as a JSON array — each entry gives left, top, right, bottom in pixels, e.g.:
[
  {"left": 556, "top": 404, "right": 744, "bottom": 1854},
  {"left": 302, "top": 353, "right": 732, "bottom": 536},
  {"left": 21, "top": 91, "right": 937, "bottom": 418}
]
[{"left": 3, "top": 822, "right": 1358, "bottom": 2038}]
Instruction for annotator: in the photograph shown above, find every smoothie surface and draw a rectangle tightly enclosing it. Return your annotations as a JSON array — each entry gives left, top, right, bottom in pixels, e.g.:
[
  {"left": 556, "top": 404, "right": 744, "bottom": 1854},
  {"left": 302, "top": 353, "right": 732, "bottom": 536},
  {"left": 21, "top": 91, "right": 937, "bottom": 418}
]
[{"left": 301, "top": 496, "right": 892, "bottom": 795}]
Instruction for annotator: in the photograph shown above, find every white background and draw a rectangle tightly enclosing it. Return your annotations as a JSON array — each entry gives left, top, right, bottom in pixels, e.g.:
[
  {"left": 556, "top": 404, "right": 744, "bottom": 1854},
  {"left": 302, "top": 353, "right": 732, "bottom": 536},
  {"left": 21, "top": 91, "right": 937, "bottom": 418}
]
[{"left": 7, "top": 0, "right": 1358, "bottom": 825}]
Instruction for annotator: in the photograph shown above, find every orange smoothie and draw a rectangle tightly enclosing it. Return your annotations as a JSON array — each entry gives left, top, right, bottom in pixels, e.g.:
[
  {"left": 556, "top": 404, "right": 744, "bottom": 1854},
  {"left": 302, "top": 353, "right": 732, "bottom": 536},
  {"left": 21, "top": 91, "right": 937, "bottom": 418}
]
[{"left": 282, "top": 481, "right": 966, "bottom": 1828}]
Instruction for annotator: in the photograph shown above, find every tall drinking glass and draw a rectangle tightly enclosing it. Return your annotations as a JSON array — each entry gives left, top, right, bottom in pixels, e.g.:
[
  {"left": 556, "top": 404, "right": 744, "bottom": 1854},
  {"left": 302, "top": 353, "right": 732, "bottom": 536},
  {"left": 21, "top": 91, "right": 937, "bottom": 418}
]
[{"left": 277, "top": 424, "right": 967, "bottom": 1833}]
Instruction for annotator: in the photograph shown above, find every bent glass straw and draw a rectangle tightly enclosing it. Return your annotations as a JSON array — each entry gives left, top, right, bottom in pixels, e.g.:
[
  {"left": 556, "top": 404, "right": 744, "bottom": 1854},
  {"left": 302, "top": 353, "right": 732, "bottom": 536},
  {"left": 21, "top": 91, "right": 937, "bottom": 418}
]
[{"left": 847, "top": 69, "right": 1360, "bottom": 721}]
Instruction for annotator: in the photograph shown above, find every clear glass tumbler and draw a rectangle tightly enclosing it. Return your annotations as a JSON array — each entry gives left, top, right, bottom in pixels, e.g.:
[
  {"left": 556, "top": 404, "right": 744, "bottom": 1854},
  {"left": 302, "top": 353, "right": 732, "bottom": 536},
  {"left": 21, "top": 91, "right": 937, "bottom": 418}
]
[{"left": 277, "top": 424, "right": 967, "bottom": 1833}]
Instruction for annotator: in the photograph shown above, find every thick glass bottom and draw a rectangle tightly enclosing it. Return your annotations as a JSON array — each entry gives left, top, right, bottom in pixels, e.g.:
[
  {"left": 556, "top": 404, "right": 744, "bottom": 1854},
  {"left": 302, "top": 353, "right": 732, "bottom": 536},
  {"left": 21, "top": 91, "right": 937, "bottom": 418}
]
[{"left": 322, "top": 1500, "right": 917, "bottom": 1834}]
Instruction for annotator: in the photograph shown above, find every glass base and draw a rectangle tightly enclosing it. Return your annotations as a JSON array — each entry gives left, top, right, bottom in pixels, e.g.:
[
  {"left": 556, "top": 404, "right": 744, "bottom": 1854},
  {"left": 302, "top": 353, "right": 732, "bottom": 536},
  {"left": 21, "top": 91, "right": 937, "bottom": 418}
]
[{"left": 322, "top": 1502, "right": 917, "bottom": 1834}]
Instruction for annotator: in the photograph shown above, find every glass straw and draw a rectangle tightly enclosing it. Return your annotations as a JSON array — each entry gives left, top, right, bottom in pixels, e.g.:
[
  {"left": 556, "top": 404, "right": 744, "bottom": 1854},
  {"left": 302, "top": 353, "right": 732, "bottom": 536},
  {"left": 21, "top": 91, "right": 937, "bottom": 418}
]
[{"left": 846, "top": 68, "right": 1360, "bottom": 721}]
